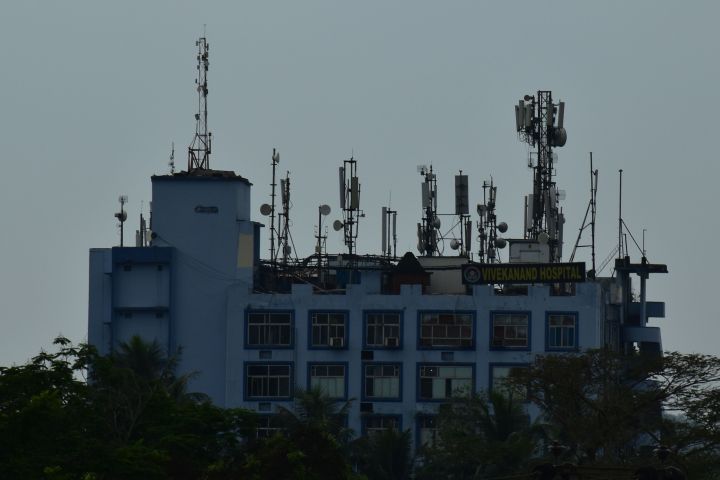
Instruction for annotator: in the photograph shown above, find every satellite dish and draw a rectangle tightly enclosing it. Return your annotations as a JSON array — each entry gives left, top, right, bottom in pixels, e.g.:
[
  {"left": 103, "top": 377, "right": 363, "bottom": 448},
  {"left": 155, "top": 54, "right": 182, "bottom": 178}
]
[
  {"left": 497, "top": 222, "right": 508, "bottom": 233},
  {"left": 114, "top": 211, "right": 127, "bottom": 222},
  {"left": 495, "top": 237, "right": 507, "bottom": 249},
  {"left": 333, "top": 220, "right": 344, "bottom": 231},
  {"left": 260, "top": 204, "right": 272, "bottom": 216},
  {"left": 432, "top": 217, "right": 441, "bottom": 229},
  {"left": 553, "top": 127, "right": 567, "bottom": 147},
  {"left": 477, "top": 204, "right": 487, "bottom": 215},
  {"left": 319, "top": 204, "right": 331, "bottom": 216},
  {"left": 450, "top": 239, "right": 460, "bottom": 250},
  {"left": 538, "top": 231, "right": 550, "bottom": 244}
]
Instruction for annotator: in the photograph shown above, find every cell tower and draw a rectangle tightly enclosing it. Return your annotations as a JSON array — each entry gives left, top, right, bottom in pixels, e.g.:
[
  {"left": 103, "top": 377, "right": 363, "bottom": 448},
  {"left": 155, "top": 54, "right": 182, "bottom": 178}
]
[
  {"left": 417, "top": 165, "right": 440, "bottom": 256},
  {"left": 453, "top": 171, "right": 472, "bottom": 257},
  {"left": 188, "top": 37, "right": 211, "bottom": 171},
  {"left": 277, "top": 171, "right": 296, "bottom": 265},
  {"left": 315, "top": 204, "right": 331, "bottom": 273},
  {"left": 114, "top": 195, "right": 128, "bottom": 247},
  {"left": 333, "top": 156, "right": 363, "bottom": 257},
  {"left": 476, "top": 180, "right": 508, "bottom": 263},
  {"left": 515, "top": 91, "right": 567, "bottom": 262},
  {"left": 260, "top": 149, "right": 281, "bottom": 263}
]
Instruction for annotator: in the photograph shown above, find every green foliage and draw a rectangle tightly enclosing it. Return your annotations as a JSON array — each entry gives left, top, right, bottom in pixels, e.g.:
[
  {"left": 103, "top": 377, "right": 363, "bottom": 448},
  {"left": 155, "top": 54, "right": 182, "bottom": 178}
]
[
  {"left": 416, "top": 390, "right": 539, "bottom": 479},
  {"left": 2, "top": 338, "right": 720, "bottom": 479},
  {"left": 352, "top": 428, "right": 413, "bottom": 480}
]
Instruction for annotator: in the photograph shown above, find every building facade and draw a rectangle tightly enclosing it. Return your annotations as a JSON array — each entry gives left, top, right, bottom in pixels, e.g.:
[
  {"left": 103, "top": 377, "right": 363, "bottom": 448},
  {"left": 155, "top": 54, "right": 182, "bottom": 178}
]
[{"left": 88, "top": 168, "right": 666, "bottom": 448}]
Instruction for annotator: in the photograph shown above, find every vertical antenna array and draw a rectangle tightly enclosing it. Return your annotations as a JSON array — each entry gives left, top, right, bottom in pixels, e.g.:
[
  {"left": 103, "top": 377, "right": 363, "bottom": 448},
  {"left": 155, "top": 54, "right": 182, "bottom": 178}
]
[
  {"left": 335, "top": 156, "right": 363, "bottom": 257},
  {"left": 417, "top": 165, "right": 439, "bottom": 256},
  {"left": 454, "top": 171, "right": 471, "bottom": 256},
  {"left": 115, "top": 195, "right": 128, "bottom": 247},
  {"left": 515, "top": 91, "right": 567, "bottom": 262},
  {"left": 381, "top": 206, "right": 398, "bottom": 258},
  {"left": 476, "top": 180, "right": 507, "bottom": 263},
  {"left": 169, "top": 142, "right": 175, "bottom": 174},
  {"left": 188, "top": 37, "right": 211, "bottom": 171},
  {"left": 278, "top": 171, "right": 295, "bottom": 265},
  {"left": 316, "top": 204, "right": 331, "bottom": 274},
  {"left": 259, "top": 150, "right": 280, "bottom": 263}
]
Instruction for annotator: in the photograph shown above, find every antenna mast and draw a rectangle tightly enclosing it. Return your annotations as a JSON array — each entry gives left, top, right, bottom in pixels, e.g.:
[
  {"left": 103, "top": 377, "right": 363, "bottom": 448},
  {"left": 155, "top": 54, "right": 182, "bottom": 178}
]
[
  {"left": 188, "top": 36, "right": 211, "bottom": 171},
  {"left": 570, "top": 153, "right": 598, "bottom": 277},
  {"left": 381, "top": 206, "right": 398, "bottom": 258},
  {"left": 169, "top": 142, "right": 175, "bottom": 174},
  {"left": 270, "top": 150, "right": 279, "bottom": 262},
  {"left": 115, "top": 195, "right": 128, "bottom": 247},
  {"left": 515, "top": 91, "right": 567, "bottom": 262},
  {"left": 316, "top": 204, "right": 331, "bottom": 275},
  {"left": 336, "top": 156, "right": 363, "bottom": 257},
  {"left": 417, "top": 165, "right": 439, "bottom": 256},
  {"left": 476, "top": 180, "right": 507, "bottom": 263}
]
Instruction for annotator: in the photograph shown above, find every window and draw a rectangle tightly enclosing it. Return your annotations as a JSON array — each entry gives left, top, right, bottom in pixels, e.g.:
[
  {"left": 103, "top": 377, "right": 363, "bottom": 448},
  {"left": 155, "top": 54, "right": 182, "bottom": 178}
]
[
  {"left": 419, "top": 312, "right": 474, "bottom": 348},
  {"left": 365, "top": 311, "right": 401, "bottom": 348},
  {"left": 362, "top": 415, "right": 401, "bottom": 435},
  {"left": 245, "top": 363, "right": 292, "bottom": 399},
  {"left": 256, "top": 415, "right": 283, "bottom": 438},
  {"left": 490, "top": 364, "right": 528, "bottom": 401},
  {"left": 363, "top": 363, "right": 401, "bottom": 400},
  {"left": 417, "top": 416, "right": 439, "bottom": 448},
  {"left": 309, "top": 363, "right": 347, "bottom": 399},
  {"left": 418, "top": 364, "right": 473, "bottom": 400},
  {"left": 547, "top": 313, "right": 577, "bottom": 350},
  {"left": 246, "top": 311, "right": 293, "bottom": 348},
  {"left": 310, "top": 311, "right": 347, "bottom": 348},
  {"left": 491, "top": 312, "right": 530, "bottom": 349}
]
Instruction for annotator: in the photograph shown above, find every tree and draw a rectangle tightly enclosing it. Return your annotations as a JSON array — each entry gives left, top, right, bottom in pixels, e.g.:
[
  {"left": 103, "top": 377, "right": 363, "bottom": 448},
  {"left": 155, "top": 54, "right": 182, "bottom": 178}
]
[
  {"left": 0, "top": 336, "right": 259, "bottom": 480},
  {"left": 416, "top": 391, "right": 539, "bottom": 479},
  {"left": 351, "top": 427, "right": 413, "bottom": 480},
  {"left": 240, "top": 386, "right": 358, "bottom": 480},
  {"left": 509, "top": 349, "right": 720, "bottom": 470}
]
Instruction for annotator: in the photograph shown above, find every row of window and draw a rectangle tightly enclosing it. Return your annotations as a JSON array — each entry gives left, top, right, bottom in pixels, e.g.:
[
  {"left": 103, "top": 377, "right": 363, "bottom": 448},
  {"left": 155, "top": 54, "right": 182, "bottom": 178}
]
[
  {"left": 244, "top": 362, "right": 527, "bottom": 402},
  {"left": 246, "top": 310, "right": 578, "bottom": 351},
  {"left": 256, "top": 414, "right": 433, "bottom": 441}
]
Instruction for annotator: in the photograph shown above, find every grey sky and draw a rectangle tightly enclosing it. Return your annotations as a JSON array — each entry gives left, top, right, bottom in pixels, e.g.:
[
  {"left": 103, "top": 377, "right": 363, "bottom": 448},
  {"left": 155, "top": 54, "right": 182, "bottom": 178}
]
[{"left": 1, "top": 1, "right": 718, "bottom": 365}]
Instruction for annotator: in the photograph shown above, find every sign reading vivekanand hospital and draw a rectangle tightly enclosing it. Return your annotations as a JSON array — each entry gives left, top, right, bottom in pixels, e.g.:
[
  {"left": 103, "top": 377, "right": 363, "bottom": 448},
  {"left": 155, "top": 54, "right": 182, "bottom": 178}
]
[{"left": 461, "top": 262, "right": 586, "bottom": 285}]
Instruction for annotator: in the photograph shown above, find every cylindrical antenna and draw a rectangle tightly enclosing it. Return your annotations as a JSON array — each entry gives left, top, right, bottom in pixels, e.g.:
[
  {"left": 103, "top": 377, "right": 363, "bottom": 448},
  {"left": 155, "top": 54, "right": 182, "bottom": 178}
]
[
  {"left": 115, "top": 195, "right": 128, "bottom": 247},
  {"left": 618, "top": 169, "right": 623, "bottom": 258},
  {"left": 381, "top": 207, "right": 387, "bottom": 255}
]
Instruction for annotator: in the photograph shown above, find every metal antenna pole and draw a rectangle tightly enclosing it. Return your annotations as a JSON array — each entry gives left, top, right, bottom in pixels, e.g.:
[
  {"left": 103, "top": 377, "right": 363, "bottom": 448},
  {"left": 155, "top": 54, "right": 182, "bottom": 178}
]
[
  {"left": 590, "top": 153, "right": 598, "bottom": 274},
  {"left": 270, "top": 149, "right": 279, "bottom": 263},
  {"left": 618, "top": 169, "right": 623, "bottom": 258},
  {"left": 188, "top": 37, "right": 211, "bottom": 171}
]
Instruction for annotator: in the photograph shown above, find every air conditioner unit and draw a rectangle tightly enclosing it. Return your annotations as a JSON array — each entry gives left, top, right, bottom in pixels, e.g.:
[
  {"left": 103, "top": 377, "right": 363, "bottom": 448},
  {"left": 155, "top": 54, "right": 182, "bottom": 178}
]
[
  {"left": 329, "top": 337, "right": 344, "bottom": 348},
  {"left": 384, "top": 337, "right": 399, "bottom": 347}
]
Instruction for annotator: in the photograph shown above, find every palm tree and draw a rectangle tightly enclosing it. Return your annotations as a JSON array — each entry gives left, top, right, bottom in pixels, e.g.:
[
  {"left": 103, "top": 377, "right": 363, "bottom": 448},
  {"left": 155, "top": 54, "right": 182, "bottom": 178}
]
[{"left": 276, "top": 386, "right": 354, "bottom": 444}]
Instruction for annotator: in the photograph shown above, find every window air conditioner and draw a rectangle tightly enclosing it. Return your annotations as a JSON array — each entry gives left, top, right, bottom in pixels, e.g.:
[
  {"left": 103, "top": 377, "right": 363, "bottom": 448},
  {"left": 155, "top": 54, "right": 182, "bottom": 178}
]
[
  {"left": 330, "top": 337, "right": 344, "bottom": 348},
  {"left": 384, "top": 337, "right": 399, "bottom": 347}
]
